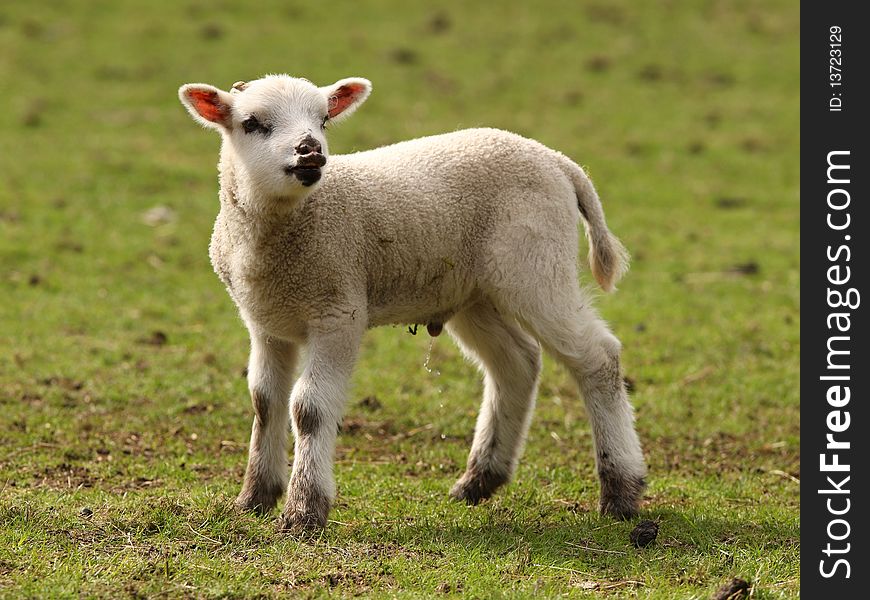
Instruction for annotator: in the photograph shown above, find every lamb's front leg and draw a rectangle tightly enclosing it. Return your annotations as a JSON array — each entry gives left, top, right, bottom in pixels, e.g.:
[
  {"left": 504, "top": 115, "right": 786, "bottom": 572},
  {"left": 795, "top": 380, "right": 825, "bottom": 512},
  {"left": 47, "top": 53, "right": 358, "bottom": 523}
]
[
  {"left": 278, "top": 323, "right": 362, "bottom": 532},
  {"left": 236, "top": 332, "right": 298, "bottom": 514}
]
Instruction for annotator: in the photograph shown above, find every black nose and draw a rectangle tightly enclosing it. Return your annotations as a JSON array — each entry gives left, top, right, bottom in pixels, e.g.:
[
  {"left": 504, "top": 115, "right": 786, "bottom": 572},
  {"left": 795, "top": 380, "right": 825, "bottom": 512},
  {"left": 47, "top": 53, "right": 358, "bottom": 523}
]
[{"left": 295, "top": 135, "right": 322, "bottom": 156}]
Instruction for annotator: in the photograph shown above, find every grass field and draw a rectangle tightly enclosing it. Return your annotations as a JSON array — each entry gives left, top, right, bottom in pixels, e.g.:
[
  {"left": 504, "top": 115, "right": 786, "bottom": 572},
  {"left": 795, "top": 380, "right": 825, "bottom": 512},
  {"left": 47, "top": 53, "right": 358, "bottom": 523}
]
[{"left": 0, "top": 0, "right": 799, "bottom": 597}]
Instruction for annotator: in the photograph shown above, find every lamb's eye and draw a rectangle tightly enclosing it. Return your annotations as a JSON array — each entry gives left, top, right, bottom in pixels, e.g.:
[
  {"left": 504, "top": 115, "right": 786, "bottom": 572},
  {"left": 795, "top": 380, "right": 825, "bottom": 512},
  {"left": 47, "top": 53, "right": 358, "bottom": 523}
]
[
  {"left": 320, "top": 116, "right": 329, "bottom": 130},
  {"left": 242, "top": 116, "right": 263, "bottom": 134}
]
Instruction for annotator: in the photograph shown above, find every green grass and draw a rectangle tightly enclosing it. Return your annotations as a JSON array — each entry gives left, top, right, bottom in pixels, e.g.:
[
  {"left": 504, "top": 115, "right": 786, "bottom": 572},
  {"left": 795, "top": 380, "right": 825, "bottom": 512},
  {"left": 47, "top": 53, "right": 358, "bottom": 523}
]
[{"left": 0, "top": 0, "right": 799, "bottom": 597}]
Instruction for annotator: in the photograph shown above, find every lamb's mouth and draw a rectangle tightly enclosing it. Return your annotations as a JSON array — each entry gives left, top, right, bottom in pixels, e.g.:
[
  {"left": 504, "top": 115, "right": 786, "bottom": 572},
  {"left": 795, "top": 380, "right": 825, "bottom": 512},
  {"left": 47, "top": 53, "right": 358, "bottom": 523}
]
[
  {"left": 287, "top": 166, "right": 322, "bottom": 186},
  {"left": 286, "top": 154, "right": 326, "bottom": 186}
]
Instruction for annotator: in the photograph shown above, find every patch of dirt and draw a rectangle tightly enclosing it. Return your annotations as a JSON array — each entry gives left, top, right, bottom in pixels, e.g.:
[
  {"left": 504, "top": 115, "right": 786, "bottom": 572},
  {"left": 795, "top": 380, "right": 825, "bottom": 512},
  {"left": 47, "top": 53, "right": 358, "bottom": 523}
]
[
  {"left": 624, "top": 141, "right": 649, "bottom": 156},
  {"left": 714, "top": 196, "right": 748, "bottom": 209},
  {"left": 728, "top": 261, "right": 760, "bottom": 276},
  {"left": 553, "top": 498, "right": 594, "bottom": 514},
  {"left": 310, "top": 569, "right": 397, "bottom": 594},
  {"left": 436, "top": 581, "right": 463, "bottom": 594},
  {"left": 357, "top": 396, "right": 382, "bottom": 411},
  {"left": 562, "top": 90, "right": 583, "bottom": 106},
  {"left": 122, "top": 582, "right": 148, "bottom": 600},
  {"left": 200, "top": 23, "right": 224, "bottom": 40},
  {"left": 585, "top": 55, "right": 612, "bottom": 72},
  {"left": 0, "top": 209, "right": 21, "bottom": 223},
  {"left": 741, "top": 136, "right": 768, "bottom": 153},
  {"left": 20, "top": 392, "right": 43, "bottom": 406},
  {"left": 21, "top": 98, "right": 46, "bottom": 127},
  {"left": 425, "top": 12, "right": 451, "bottom": 34},
  {"left": 584, "top": 4, "right": 626, "bottom": 25},
  {"left": 39, "top": 376, "right": 84, "bottom": 391},
  {"left": 119, "top": 476, "right": 160, "bottom": 491},
  {"left": 687, "top": 141, "right": 706, "bottom": 155},
  {"left": 704, "top": 110, "right": 722, "bottom": 128},
  {"left": 363, "top": 541, "right": 425, "bottom": 562},
  {"left": 340, "top": 417, "right": 397, "bottom": 438},
  {"left": 33, "top": 463, "right": 95, "bottom": 490},
  {"left": 388, "top": 47, "right": 418, "bottom": 65},
  {"left": 704, "top": 71, "right": 735, "bottom": 88},
  {"left": 98, "top": 431, "right": 157, "bottom": 461},
  {"left": 637, "top": 64, "right": 665, "bottom": 82},
  {"left": 63, "top": 449, "right": 90, "bottom": 462},
  {"left": 55, "top": 239, "right": 84, "bottom": 253},
  {"left": 137, "top": 331, "right": 168, "bottom": 346},
  {"left": 711, "top": 577, "right": 750, "bottom": 599},
  {"left": 423, "top": 70, "right": 458, "bottom": 95}
]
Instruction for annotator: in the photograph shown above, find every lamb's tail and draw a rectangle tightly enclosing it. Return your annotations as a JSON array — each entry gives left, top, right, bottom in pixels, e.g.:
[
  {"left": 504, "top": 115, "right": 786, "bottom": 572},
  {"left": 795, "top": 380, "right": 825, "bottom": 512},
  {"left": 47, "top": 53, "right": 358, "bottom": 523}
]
[{"left": 563, "top": 159, "right": 629, "bottom": 292}]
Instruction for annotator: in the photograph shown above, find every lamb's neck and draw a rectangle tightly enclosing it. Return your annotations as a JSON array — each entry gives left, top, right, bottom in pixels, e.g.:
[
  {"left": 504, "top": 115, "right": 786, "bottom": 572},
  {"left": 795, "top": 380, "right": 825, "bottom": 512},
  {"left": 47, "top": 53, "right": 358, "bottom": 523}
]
[{"left": 217, "top": 154, "right": 306, "bottom": 231}]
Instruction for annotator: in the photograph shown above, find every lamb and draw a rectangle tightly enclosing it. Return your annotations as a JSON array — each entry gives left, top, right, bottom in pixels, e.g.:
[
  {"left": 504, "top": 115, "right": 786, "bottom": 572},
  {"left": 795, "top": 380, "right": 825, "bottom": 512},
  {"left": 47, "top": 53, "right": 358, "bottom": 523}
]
[{"left": 178, "top": 74, "right": 647, "bottom": 531}]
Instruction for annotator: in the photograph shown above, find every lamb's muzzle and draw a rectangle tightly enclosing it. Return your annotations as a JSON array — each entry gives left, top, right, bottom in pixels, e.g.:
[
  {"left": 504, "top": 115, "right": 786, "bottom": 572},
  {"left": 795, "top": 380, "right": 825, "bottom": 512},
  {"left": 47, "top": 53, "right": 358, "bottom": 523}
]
[{"left": 285, "top": 135, "right": 326, "bottom": 185}]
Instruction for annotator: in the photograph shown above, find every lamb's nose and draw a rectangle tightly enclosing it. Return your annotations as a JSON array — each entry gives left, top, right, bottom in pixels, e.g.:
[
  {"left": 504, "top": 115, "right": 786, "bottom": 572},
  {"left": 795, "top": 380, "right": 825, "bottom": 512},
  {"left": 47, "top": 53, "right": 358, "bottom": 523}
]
[{"left": 295, "top": 135, "right": 322, "bottom": 156}]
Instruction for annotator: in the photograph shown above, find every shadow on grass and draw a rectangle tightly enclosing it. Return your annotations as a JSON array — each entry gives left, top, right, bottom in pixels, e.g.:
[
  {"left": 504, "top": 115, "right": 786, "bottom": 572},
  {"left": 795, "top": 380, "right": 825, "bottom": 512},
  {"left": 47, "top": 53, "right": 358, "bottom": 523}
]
[{"left": 355, "top": 505, "right": 799, "bottom": 578}]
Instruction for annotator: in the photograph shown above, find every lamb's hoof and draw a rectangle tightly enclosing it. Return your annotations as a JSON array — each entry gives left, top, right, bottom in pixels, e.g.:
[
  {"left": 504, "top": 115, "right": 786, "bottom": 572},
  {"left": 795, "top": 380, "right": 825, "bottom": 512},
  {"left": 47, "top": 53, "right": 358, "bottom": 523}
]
[
  {"left": 234, "top": 484, "right": 283, "bottom": 516},
  {"left": 449, "top": 466, "right": 509, "bottom": 506},
  {"left": 278, "top": 489, "right": 331, "bottom": 533},
  {"left": 598, "top": 469, "right": 646, "bottom": 520},
  {"left": 277, "top": 509, "right": 327, "bottom": 534}
]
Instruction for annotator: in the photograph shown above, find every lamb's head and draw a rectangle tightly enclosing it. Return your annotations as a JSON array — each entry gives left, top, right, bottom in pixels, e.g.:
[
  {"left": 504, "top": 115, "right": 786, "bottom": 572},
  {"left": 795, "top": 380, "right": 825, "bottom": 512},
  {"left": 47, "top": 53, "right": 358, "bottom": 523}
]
[{"left": 179, "top": 75, "right": 371, "bottom": 199}]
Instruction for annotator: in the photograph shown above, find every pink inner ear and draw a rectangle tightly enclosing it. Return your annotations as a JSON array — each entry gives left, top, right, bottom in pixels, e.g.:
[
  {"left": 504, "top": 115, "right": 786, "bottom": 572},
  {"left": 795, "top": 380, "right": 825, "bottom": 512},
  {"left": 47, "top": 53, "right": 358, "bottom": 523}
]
[
  {"left": 187, "top": 89, "right": 229, "bottom": 123},
  {"left": 328, "top": 83, "right": 365, "bottom": 118}
]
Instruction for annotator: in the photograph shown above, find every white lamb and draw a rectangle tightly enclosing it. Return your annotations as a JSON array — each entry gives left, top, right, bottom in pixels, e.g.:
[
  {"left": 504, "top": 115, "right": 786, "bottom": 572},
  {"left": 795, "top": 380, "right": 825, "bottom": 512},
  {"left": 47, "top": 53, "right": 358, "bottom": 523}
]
[{"left": 178, "top": 74, "right": 647, "bottom": 531}]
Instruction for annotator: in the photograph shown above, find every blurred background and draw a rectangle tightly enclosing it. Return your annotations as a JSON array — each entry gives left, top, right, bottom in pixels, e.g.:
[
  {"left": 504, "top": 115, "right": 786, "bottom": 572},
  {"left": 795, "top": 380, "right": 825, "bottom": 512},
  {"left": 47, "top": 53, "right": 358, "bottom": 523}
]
[{"left": 0, "top": 0, "right": 799, "bottom": 596}]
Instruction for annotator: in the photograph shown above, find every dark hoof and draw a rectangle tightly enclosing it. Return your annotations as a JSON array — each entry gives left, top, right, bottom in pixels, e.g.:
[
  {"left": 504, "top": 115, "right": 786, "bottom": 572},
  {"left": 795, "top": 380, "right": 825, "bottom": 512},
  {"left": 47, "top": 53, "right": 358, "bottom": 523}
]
[
  {"left": 598, "top": 470, "right": 646, "bottom": 520},
  {"left": 278, "top": 488, "right": 331, "bottom": 532},
  {"left": 449, "top": 466, "right": 509, "bottom": 505},
  {"left": 234, "top": 483, "right": 283, "bottom": 516},
  {"left": 277, "top": 509, "right": 327, "bottom": 534}
]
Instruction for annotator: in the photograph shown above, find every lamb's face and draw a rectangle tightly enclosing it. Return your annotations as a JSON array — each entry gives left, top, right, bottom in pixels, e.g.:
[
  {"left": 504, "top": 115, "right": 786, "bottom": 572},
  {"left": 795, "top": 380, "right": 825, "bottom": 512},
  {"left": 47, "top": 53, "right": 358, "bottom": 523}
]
[
  {"left": 179, "top": 75, "right": 371, "bottom": 200},
  {"left": 228, "top": 77, "right": 333, "bottom": 196}
]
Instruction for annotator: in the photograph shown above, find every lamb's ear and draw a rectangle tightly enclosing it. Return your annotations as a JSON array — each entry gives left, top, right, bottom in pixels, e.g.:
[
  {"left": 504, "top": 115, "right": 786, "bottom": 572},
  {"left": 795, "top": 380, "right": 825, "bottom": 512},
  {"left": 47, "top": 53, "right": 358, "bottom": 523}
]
[
  {"left": 321, "top": 78, "right": 371, "bottom": 123},
  {"left": 178, "top": 84, "right": 234, "bottom": 131}
]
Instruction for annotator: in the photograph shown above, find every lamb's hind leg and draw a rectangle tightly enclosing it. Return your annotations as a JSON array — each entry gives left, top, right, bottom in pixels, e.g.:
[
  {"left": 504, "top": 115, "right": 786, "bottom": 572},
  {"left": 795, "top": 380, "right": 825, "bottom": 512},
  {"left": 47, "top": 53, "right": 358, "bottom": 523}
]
[
  {"left": 521, "top": 297, "right": 647, "bottom": 519},
  {"left": 236, "top": 331, "right": 298, "bottom": 514},
  {"left": 447, "top": 301, "right": 542, "bottom": 504}
]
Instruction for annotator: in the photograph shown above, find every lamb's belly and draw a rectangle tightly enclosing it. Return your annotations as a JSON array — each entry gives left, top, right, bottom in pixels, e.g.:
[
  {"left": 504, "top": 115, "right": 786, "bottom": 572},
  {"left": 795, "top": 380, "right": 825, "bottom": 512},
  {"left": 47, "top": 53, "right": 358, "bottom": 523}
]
[
  {"left": 366, "top": 303, "right": 450, "bottom": 329},
  {"left": 365, "top": 275, "right": 478, "bottom": 329}
]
